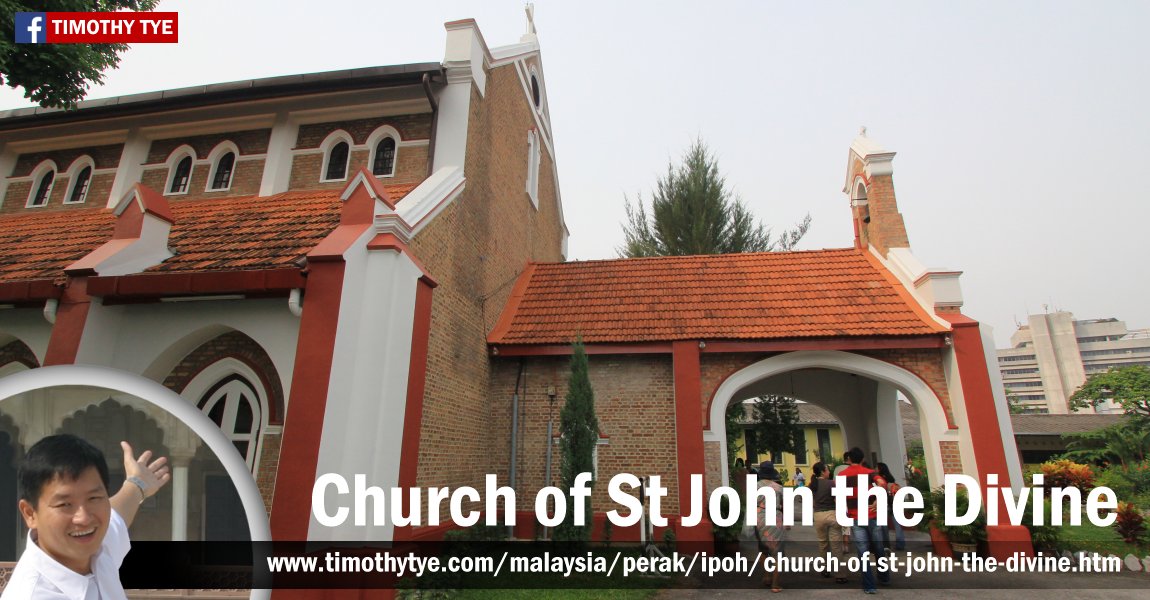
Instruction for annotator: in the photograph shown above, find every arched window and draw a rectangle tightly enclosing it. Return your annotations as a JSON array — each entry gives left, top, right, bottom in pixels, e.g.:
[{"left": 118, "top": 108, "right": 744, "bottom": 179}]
[
  {"left": 66, "top": 166, "right": 92, "bottom": 204},
  {"left": 372, "top": 137, "right": 396, "bottom": 177},
  {"left": 200, "top": 375, "right": 261, "bottom": 469},
  {"left": 209, "top": 152, "right": 236, "bottom": 190},
  {"left": 324, "top": 141, "right": 350, "bottom": 181},
  {"left": 169, "top": 155, "right": 193, "bottom": 194},
  {"left": 28, "top": 169, "right": 55, "bottom": 207}
]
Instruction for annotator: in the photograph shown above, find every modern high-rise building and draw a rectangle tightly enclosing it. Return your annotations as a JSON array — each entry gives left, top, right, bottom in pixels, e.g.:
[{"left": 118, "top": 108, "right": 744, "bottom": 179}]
[{"left": 997, "top": 312, "right": 1150, "bottom": 414}]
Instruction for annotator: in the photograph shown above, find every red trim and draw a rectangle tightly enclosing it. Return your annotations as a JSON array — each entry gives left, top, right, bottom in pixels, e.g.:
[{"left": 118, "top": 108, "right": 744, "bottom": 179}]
[
  {"left": 86, "top": 268, "right": 305, "bottom": 300},
  {"left": 118, "top": 183, "right": 174, "bottom": 224},
  {"left": 308, "top": 224, "right": 370, "bottom": 261},
  {"left": 43, "top": 278, "right": 92, "bottom": 366},
  {"left": 0, "top": 280, "right": 61, "bottom": 303},
  {"left": 861, "top": 250, "right": 951, "bottom": 334},
  {"left": 672, "top": 341, "right": 710, "bottom": 544},
  {"left": 366, "top": 233, "right": 439, "bottom": 288},
  {"left": 270, "top": 261, "right": 346, "bottom": 539},
  {"left": 702, "top": 336, "right": 947, "bottom": 352},
  {"left": 491, "top": 335, "right": 946, "bottom": 357},
  {"left": 393, "top": 279, "right": 434, "bottom": 542},
  {"left": 936, "top": 313, "right": 1022, "bottom": 529},
  {"left": 486, "top": 264, "right": 536, "bottom": 344},
  {"left": 491, "top": 342, "right": 674, "bottom": 356}
]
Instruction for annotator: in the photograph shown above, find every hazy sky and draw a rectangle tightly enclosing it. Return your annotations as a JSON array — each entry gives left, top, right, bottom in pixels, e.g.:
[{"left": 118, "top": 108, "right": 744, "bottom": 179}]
[{"left": 4, "top": 1, "right": 1147, "bottom": 346}]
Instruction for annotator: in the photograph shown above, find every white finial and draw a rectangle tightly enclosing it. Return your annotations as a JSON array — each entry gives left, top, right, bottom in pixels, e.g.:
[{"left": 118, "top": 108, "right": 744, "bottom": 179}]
[
  {"left": 525, "top": 3, "right": 536, "bottom": 35},
  {"left": 859, "top": 126, "right": 867, "bottom": 137}
]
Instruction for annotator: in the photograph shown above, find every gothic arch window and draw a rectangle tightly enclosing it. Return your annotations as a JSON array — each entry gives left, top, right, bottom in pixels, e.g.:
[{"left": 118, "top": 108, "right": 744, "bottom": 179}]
[
  {"left": 320, "top": 131, "right": 353, "bottom": 182},
  {"left": 199, "top": 375, "right": 262, "bottom": 469},
  {"left": 26, "top": 161, "right": 57, "bottom": 207},
  {"left": 67, "top": 167, "right": 92, "bottom": 204},
  {"left": 372, "top": 137, "right": 396, "bottom": 177},
  {"left": 165, "top": 147, "right": 197, "bottom": 195}
]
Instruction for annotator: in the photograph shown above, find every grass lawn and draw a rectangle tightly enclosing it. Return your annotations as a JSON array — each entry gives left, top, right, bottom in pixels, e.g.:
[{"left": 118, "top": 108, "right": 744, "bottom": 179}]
[{"left": 1058, "top": 522, "right": 1148, "bottom": 557}]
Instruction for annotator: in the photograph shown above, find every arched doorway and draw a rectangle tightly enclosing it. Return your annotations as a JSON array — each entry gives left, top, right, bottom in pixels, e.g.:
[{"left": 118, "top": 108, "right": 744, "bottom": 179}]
[{"left": 705, "top": 351, "right": 955, "bottom": 491}]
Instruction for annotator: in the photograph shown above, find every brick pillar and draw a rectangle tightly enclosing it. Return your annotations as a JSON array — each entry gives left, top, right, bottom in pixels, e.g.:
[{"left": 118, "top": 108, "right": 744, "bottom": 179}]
[
  {"left": 672, "top": 341, "right": 712, "bottom": 545},
  {"left": 941, "top": 313, "right": 1033, "bottom": 559}
]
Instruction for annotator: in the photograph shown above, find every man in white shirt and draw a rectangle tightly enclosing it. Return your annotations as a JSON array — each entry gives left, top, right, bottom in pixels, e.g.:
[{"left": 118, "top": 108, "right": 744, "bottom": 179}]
[{"left": 2, "top": 434, "right": 171, "bottom": 600}]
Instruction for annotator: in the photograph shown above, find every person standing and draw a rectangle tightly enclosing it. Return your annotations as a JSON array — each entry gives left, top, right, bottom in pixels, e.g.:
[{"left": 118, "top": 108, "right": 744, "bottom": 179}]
[
  {"left": 839, "top": 447, "right": 891, "bottom": 594},
  {"left": 809, "top": 462, "right": 848, "bottom": 584},
  {"left": 792, "top": 467, "right": 805, "bottom": 488},
  {"left": 754, "top": 462, "right": 786, "bottom": 593},
  {"left": 875, "top": 462, "right": 906, "bottom": 551}
]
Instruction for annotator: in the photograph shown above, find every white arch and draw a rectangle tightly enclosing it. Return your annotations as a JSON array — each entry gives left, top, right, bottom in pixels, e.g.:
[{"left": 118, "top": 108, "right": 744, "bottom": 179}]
[
  {"left": 704, "top": 350, "right": 952, "bottom": 488},
  {"left": 204, "top": 140, "right": 240, "bottom": 192},
  {"left": 24, "top": 159, "right": 58, "bottom": 207},
  {"left": 852, "top": 176, "right": 868, "bottom": 205},
  {"left": 0, "top": 366, "right": 272, "bottom": 557},
  {"left": 181, "top": 357, "right": 271, "bottom": 471},
  {"left": 365, "top": 125, "right": 401, "bottom": 178},
  {"left": 319, "top": 129, "right": 354, "bottom": 182},
  {"left": 163, "top": 144, "right": 197, "bottom": 196},
  {"left": 62, "top": 155, "right": 96, "bottom": 204}
]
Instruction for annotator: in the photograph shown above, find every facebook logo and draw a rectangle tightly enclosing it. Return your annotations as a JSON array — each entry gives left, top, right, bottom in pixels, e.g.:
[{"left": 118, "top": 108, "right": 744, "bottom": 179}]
[{"left": 15, "top": 12, "right": 47, "bottom": 44}]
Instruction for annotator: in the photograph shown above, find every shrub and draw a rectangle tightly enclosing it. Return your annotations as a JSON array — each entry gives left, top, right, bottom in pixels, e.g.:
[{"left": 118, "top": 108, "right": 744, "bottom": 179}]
[
  {"left": 1114, "top": 502, "right": 1146, "bottom": 544},
  {"left": 1023, "top": 497, "right": 1061, "bottom": 552},
  {"left": 1094, "top": 467, "right": 1137, "bottom": 502},
  {"left": 1122, "top": 459, "right": 1150, "bottom": 494},
  {"left": 1039, "top": 459, "right": 1095, "bottom": 491}
]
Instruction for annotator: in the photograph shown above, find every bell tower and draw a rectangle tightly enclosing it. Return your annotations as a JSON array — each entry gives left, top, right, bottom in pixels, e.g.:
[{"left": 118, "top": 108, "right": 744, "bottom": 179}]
[{"left": 844, "top": 128, "right": 910, "bottom": 256}]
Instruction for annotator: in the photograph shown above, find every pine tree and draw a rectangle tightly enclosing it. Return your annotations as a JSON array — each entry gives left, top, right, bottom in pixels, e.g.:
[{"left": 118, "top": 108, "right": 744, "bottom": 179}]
[
  {"left": 554, "top": 339, "right": 599, "bottom": 542},
  {"left": 752, "top": 395, "right": 802, "bottom": 459},
  {"left": 620, "top": 139, "right": 810, "bottom": 257}
]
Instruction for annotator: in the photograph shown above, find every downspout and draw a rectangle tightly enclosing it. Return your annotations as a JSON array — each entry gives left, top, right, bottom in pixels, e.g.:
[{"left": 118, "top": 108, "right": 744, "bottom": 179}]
[
  {"left": 423, "top": 72, "right": 440, "bottom": 178},
  {"left": 508, "top": 359, "right": 524, "bottom": 538},
  {"left": 288, "top": 288, "right": 303, "bottom": 317},
  {"left": 43, "top": 298, "right": 58, "bottom": 324}
]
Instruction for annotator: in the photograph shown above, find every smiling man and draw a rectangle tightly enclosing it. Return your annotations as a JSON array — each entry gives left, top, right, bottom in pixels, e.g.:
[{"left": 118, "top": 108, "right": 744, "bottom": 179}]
[{"left": 2, "top": 435, "right": 171, "bottom": 600}]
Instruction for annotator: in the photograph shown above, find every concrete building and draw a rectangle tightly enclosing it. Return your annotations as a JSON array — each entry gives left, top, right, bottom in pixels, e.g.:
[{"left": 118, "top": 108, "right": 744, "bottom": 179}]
[{"left": 997, "top": 312, "right": 1150, "bottom": 414}]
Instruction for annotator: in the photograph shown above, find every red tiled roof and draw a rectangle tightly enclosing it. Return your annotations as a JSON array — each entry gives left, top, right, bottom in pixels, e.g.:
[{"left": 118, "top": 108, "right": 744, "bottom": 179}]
[
  {"left": 0, "top": 183, "right": 418, "bottom": 282},
  {"left": 0, "top": 208, "right": 114, "bottom": 282},
  {"left": 489, "top": 248, "right": 949, "bottom": 344}
]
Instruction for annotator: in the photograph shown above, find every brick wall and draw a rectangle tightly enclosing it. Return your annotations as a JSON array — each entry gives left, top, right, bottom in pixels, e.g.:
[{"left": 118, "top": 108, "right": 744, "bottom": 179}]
[
  {"left": 848, "top": 156, "right": 909, "bottom": 255},
  {"left": 488, "top": 354, "right": 678, "bottom": 517},
  {"left": 858, "top": 348, "right": 954, "bottom": 424},
  {"left": 406, "top": 59, "right": 566, "bottom": 529},
  {"left": 289, "top": 114, "right": 431, "bottom": 190},
  {"left": 939, "top": 440, "right": 963, "bottom": 474},
  {"left": 2, "top": 144, "right": 122, "bottom": 212},
  {"left": 139, "top": 130, "right": 270, "bottom": 201}
]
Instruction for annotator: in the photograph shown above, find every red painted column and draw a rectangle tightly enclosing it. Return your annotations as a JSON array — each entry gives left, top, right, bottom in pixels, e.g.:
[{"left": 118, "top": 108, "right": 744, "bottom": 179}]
[
  {"left": 672, "top": 341, "right": 711, "bottom": 545},
  {"left": 393, "top": 278, "right": 435, "bottom": 542},
  {"left": 941, "top": 313, "right": 1033, "bottom": 559},
  {"left": 43, "top": 278, "right": 91, "bottom": 366},
  {"left": 269, "top": 261, "right": 346, "bottom": 540}
]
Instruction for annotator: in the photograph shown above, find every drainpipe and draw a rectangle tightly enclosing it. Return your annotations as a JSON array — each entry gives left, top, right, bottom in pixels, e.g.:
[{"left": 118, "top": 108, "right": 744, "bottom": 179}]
[
  {"left": 422, "top": 73, "right": 440, "bottom": 178},
  {"left": 287, "top": 288, "right": 303, "bottom": 317},
  {"left": 508, "top": 360, "right": 524, "bottom": 538},
  {"left": 43, "top": 298, "right": 58, "bottom": 324}
]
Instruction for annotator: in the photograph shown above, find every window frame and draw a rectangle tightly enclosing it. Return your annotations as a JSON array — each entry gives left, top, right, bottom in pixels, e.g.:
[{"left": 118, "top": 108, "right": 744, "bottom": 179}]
[
  {"left": 24, "top": 160, "right": 58, "bottom": 208},
  {"left": 319, "top": 131, "right": 354, "bottom": 183},
  {"left": 64, "top": 156, "right": 96, "bottom": 205},
  {"left": 205, "top": 141, "right": 240, "bottom": 192},
  {"left": 164, "top": 145, "right": 198, "bottom": 196}
]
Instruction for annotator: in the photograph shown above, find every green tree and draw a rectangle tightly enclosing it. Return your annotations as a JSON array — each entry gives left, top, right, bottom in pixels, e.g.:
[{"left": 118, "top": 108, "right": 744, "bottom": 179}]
[
  {"left": 1062, "top": 421, "right": 1149, "bottom": 467},
  {"left": 1070, "top": 365, "right": 1150, "bottom": 421},
  {"left": 619, "top": 139, "right": 810, "bottom": 257},
  {"left": 554, "top": 339, "right": 598, "bottom": 542},
  {"left": 752, "top": 395, "right": 802, "bottom": 460},
  {"left": 1, "top": 1, "right": 159, "bottom": 108},
  {"left": 725, "top": 400, "right": 745, "bottom": 486}
]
